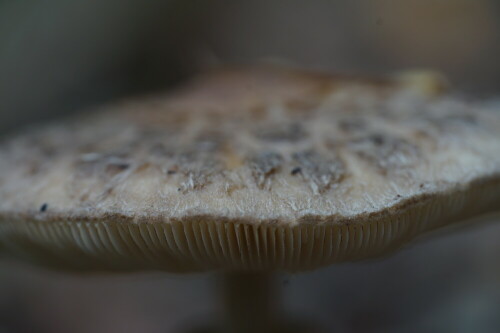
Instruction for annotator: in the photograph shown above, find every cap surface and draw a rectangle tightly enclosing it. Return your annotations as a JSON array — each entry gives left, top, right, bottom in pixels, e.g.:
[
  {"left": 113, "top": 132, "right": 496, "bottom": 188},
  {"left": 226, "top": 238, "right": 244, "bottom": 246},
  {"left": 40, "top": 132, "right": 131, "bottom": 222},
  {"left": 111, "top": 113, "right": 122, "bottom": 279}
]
[{"left": 0, "top": 67, "right": 499, "bottom": 272}]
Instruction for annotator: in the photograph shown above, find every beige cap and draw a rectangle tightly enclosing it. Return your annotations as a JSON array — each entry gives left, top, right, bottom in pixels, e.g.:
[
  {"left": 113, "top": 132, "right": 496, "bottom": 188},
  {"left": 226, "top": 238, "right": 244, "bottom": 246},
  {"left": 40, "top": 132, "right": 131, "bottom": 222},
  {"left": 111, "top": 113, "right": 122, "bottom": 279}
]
[{"left": 0, "top": 67, "right": 499, "bottom": 272}]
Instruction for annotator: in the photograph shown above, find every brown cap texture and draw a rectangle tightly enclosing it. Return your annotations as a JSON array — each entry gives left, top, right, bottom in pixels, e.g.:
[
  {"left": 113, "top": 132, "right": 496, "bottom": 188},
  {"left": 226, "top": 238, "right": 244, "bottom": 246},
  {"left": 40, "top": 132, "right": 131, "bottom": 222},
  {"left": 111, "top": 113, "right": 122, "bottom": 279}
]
[{"left": 0, "top": 67, "right": 499, "bottom": 272}]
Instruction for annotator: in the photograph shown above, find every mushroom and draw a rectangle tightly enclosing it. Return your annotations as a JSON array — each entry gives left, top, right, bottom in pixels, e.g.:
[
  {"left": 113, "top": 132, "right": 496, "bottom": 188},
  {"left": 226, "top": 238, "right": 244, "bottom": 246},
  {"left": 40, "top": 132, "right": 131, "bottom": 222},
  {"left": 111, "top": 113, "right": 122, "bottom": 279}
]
[{"left": 0, "top": 66, "right": 499, "bottom": 332}]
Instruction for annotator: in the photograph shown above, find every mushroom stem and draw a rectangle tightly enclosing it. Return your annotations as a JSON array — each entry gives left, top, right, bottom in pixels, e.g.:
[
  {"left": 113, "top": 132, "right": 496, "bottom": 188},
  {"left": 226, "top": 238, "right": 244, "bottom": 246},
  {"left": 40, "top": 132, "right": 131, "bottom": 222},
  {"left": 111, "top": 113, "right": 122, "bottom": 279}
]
[{"left": 221, "top": 271, "right": 277, "bottom": 333}]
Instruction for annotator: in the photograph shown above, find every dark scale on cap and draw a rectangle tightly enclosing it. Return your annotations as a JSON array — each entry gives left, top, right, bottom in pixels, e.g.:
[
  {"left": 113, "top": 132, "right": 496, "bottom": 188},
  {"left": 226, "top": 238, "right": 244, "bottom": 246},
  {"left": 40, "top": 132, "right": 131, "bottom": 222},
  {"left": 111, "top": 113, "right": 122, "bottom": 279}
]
[
  {"left": 337, "top": 117, "right": 368, "bottom": 134},
  {"left": 292, "top": 150, "right": 345, "bottom": 195},
  {"left": 76, "top": 153, "right": 131, "bottom": 178},
  {"left": 150, "top": 143, "right": 173, "bottom": 157},
  {"left": 105, "top": 162, "right": 130, "bottom": 175},
  {"left": 150, "top": 140, "right": 225, "bottom": 193},
  {"left": 194, "top": 132, "right": 226, "bottom": 153},
  {"left": 175, "top": 152, "right": 223, "bottom": 193},
  {"left": 348, "top": 133, "right": 420, "bottom": 174},
  {"left": 254, "top": 123, "right": 306, "bottom": 143},
  {"left": 249, "top": 152, "right": 284, "bottom": 190},
  {"left": 284, "top": 96, "right": 322, "bottom": 116},
  {"left": 291, "top": 167, "right": 302, "bottom": 175},
  {"left": 405, "top": 105, "right": 486, "bottom": 142},
  {"left": 429, "top": 113, "right": 480, "bottom": 133}
]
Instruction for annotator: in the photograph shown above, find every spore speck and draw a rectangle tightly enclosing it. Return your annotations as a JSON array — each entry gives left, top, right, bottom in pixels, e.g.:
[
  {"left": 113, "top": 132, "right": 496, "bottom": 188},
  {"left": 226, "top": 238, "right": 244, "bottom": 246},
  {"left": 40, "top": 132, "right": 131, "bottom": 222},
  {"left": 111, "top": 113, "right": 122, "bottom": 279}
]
[{"left": 40, "top": 203, "right": 48, "bottom": 212}]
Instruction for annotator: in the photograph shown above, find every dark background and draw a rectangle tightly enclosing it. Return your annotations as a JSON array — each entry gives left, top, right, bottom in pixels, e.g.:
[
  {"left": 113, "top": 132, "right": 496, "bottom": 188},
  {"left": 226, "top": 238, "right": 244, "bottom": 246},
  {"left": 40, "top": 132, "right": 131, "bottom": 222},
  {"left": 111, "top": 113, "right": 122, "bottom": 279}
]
[{"left": 0, "top": 1, "right": 499, "bottom": 332}]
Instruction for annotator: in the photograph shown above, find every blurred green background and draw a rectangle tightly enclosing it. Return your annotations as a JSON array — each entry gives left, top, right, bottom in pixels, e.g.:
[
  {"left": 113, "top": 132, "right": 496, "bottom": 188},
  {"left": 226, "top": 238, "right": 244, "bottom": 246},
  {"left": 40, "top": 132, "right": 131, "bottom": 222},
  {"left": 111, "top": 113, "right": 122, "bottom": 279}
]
[{"left": 0, "top": 1, "right": 499, "bottom": 332}]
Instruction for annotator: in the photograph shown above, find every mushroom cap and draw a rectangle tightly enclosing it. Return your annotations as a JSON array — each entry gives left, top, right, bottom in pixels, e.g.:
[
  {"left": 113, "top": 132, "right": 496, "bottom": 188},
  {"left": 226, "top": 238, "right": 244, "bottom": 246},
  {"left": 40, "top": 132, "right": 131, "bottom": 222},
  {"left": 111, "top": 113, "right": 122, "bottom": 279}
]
[{"left": 0, "top": 67, "right": 499, "bottom": 272}]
